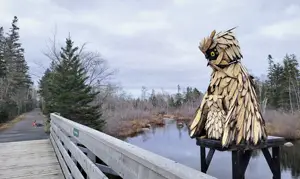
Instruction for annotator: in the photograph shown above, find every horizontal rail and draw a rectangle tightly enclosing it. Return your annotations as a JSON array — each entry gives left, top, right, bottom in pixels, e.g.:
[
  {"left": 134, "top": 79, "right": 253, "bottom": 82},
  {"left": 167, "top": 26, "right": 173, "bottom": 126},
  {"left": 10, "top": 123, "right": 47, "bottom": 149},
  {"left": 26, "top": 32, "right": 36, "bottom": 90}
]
[
  {"left": 50, "top": 112, "right": 216, "bottom": 179},
  {"left": 51, "top": 121, "right": 108, "bottom": 179},
  {"left": 50, "top": 132, "right": 72, "bottom": 179}
]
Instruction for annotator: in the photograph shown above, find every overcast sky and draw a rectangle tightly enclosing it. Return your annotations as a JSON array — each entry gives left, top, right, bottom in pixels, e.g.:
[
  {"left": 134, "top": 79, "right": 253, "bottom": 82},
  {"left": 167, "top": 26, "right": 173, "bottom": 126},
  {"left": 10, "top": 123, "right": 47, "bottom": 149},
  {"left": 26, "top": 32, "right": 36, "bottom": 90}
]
[{"left": 0, "top": 0, "right": 300, "bottom": 97}]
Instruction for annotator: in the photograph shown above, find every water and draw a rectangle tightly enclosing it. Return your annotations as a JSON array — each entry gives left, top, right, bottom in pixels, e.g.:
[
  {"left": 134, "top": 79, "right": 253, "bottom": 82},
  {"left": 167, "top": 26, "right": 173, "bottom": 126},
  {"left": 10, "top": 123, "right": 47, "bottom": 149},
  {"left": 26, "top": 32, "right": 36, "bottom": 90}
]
[{"left": 125, "top": 119, "right": 300, "bottom": 179}]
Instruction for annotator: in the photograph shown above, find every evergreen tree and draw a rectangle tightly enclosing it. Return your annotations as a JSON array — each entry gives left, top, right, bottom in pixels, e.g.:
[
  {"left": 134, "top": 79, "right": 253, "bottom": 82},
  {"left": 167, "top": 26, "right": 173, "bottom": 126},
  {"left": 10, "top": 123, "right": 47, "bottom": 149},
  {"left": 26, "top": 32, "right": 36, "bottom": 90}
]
[
  {"left": 265, "top": 55, "right": 284, "bottom": 109},
  {"left": 192, "top": 88, "right": 201, "bottom": 100},
  {"left": 0, "top": 16, "right": 35, "bottom": 121},
  {"left": 149, "top": 89, "right": 157, "bottom": 107},
  {"left": 168, "top": 96, "right": 175, "bottom": 107},
  {"left": 49, "top": 37, "right": 104, "bottom": 130},
  {"left": 281, "top": 54, "right": 300, "bottom": 111},
  {"left": 5, "top": 16, "right": 30, "bottom": 88},
  {"left": 0, "top": 27, "right": 5, "bottom": 77},
  {"left": 183, "top": 87, "right": 193, "bottom": 103},
  {"left": 38, "top": 68, "right": 54, "bottom": 114}
]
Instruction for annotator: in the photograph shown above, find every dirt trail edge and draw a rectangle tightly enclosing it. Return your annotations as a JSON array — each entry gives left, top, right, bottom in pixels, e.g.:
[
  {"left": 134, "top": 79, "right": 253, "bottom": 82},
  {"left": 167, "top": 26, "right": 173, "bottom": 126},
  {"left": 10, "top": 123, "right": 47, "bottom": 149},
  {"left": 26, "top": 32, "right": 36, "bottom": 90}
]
[{"left": 0, "top": 108, "right": 49, "bottom": 143}]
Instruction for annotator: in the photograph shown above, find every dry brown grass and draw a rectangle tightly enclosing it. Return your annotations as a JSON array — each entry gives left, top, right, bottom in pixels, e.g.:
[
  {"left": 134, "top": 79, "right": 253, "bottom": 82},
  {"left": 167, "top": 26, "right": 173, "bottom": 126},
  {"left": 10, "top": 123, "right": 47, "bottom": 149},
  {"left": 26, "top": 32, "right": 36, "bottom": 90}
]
[
  {"left": 164, "top": 109, "right": 300, "bottom": 139},
  {"left": 104, "top": 102, "right": 300, "bottom": 140},
  {"left": 0, "top": 114, "right": 25, "bottom": 131},
  {"left": 264, "top": 110, "right": 300, "bottom": 139},
  {"left": 103, "top": 108, "right": 166, "bottom": 138},
  {"left": 165, "top": 109, "right": 300, "bottom": 139},
  {"left": 115, "top": 117, "right": 165, "bottom": 138},
  {"left": 163, "top": 112, "right": 192, "bottom": 127}
]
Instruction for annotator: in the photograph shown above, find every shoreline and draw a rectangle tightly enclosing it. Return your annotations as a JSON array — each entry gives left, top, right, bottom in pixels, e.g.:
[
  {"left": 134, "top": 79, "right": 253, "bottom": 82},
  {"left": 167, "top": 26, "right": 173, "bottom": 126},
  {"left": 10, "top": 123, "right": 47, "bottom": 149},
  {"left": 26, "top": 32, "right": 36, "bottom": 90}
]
[
  {"left": 108, "top": 113, "right": 192, "bottom": 138},
  {"left": 108, "top": 113, "right": 300, "bottom": 141}
]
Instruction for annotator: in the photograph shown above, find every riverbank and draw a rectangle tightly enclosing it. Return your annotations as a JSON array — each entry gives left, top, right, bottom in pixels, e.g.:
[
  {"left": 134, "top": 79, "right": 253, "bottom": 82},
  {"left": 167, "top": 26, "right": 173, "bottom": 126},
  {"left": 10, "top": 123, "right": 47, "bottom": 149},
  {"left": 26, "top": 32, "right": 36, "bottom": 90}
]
[
  {"left": 108, "top": 110, "right": 300, "bottom": 140},
  {"left": 112, "top": 115, "right": 165, "bottom": 138},
  {"left": 106, "top": 113, "right": 190, "bottom": 138}
]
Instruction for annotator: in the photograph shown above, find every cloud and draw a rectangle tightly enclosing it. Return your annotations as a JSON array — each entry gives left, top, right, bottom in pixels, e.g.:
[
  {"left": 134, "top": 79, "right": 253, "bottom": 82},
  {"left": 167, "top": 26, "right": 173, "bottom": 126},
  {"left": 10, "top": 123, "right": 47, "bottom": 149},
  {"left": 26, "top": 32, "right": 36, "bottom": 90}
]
[
  {"left": 1, "top": 0, "right": 300, "bottom": 97},
  {"left": 258, "top": 18, "right": 300, "bottom": 40},
  {"left": 284, "top": 4, "right": 300, "bottom": 16}
]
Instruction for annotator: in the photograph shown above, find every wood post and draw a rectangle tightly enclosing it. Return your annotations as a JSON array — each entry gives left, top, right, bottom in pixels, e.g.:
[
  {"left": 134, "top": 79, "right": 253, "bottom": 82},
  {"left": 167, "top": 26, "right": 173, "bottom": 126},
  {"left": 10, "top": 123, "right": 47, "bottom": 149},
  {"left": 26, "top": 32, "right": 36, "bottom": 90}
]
[
  {"left": 231, "top": 150, "right": 251, "bottom": 179},
  {"left": 272, "top": 147, "right": 280, "bottom": 179},
  {"left": 262, "top": 147, "right": 281, "bottom": 179},
  {"left": 200, "top": 147, "right": 206, "bottom": 172},
  {"left": 200, "top": 147, "right": 215, "bottom": 173},
  {"left": 200, "top": 145, "right": 282, "bottom": 179}
]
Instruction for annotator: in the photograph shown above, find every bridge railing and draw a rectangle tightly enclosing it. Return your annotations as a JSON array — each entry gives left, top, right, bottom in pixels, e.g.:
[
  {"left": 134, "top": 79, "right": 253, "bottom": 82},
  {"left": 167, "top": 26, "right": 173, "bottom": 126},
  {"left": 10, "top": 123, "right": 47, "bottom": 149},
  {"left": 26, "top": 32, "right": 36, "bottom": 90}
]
[{"left": 50, "top": 112, "right": 216, "bottom": 179}]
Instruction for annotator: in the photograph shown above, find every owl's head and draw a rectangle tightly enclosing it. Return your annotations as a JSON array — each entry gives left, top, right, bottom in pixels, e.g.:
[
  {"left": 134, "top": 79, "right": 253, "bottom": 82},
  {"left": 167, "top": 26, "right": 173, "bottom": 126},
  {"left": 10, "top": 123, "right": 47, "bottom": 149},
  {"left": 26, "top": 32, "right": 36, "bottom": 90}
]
[{"left": 199, "top": 27, "right": 243, "bottom": 67}]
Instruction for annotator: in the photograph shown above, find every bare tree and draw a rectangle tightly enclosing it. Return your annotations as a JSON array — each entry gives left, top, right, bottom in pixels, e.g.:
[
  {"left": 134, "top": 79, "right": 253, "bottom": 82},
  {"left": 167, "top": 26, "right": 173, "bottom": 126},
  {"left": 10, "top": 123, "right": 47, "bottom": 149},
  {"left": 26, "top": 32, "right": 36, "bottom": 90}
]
[{"left": 79, "top": 50, "right": 117, "bottom": 87}]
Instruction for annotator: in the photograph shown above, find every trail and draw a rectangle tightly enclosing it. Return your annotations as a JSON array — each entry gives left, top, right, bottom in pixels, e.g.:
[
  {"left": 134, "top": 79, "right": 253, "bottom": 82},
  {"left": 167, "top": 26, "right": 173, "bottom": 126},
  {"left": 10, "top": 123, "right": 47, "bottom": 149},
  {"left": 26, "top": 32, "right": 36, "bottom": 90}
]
[{"left": 0, "top": 108, "right": 49, "bottom": 143}]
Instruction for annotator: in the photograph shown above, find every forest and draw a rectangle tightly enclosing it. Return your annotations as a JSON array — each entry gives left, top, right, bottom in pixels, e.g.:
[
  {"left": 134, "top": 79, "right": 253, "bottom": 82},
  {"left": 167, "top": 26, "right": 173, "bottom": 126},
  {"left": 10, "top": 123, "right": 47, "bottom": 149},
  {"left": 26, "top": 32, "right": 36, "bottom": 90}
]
[
  {"left": 0, "top": 16, "right": 37, "bottom": 125},
  {"left": 1, "top": 16, "right": 300, "bottom": 139}
]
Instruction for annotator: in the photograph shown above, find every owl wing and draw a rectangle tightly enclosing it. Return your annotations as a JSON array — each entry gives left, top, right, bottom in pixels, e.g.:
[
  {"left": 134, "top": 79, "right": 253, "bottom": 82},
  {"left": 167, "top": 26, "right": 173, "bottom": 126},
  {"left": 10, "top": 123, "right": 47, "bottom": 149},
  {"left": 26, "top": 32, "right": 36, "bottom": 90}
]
[
  {"left": 221, "top": 64, "right": 267, "bottom": 147},
  {"left": 205, "top": 95, "right": 226, "bottom": 140},
  {"left": 189, "top": 92, "right": 209, "bottom": 138}
]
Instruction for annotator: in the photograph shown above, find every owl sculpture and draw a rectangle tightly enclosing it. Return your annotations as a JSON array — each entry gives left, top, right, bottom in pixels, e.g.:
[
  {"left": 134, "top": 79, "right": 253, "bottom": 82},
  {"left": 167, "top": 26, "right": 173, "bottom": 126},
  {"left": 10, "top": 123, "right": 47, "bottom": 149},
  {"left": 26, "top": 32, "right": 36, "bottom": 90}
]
[{"left": 189, "top": 27, "right": 267, "bottom": 147}]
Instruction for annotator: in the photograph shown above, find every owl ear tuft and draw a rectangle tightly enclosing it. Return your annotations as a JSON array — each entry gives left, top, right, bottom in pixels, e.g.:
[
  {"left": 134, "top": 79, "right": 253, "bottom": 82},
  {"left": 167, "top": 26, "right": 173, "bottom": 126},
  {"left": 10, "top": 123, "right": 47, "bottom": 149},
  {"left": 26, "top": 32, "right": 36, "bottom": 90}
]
[{"left": 210, "top": 30, "right": 216, "bottom": 39}]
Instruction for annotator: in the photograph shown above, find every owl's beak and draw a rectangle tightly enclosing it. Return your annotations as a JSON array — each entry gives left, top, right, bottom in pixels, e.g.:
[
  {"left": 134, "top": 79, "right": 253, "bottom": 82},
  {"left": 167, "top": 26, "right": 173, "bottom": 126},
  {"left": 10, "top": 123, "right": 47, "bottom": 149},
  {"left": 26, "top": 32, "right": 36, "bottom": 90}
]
[{"left": 205, "top": 54, "right": 208, "bottom": 59}]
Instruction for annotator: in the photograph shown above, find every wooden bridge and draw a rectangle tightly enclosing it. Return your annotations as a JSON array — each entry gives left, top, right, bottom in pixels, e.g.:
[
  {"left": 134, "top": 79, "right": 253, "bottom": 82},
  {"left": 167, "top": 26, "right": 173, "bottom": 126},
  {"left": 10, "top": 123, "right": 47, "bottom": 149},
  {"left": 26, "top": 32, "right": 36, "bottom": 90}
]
[{"left": 0, "top": 111, "right": 215, "bottom": 179}]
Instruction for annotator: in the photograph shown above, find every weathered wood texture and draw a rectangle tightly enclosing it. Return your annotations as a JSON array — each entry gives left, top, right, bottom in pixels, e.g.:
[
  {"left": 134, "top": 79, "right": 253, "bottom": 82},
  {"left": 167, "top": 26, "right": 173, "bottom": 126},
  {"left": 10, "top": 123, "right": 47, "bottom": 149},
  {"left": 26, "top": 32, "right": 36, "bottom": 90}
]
[
  {"left": 50, "top": 113, "right": 216, "bottom": 179},
  {"left": 196, "top": 136, "right": 290, "bottom": 151},
  {"left": 197, "top": 137, "right": 289, "bottom": 179},
  {"left": 0, "top": 139, "right": 64, "bottom": 179},
  {"left": 50, "top": 121, "right": 107, "bottom": 179}
]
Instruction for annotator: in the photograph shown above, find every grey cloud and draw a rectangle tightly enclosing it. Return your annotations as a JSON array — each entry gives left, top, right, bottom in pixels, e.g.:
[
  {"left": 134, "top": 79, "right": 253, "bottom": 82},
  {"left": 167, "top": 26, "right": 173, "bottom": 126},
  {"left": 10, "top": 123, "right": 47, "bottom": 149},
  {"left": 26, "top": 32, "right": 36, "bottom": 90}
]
[{"left": 1, "top": 0, "right": 300, "bottom": 97}]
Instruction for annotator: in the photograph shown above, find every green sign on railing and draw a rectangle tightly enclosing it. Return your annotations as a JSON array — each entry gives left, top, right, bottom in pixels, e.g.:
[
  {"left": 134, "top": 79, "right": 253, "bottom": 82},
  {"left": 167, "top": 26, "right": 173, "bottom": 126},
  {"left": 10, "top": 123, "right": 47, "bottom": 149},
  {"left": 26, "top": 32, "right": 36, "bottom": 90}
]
[{"left": 73, "top": 128, "right": 79, "bottom": 137}]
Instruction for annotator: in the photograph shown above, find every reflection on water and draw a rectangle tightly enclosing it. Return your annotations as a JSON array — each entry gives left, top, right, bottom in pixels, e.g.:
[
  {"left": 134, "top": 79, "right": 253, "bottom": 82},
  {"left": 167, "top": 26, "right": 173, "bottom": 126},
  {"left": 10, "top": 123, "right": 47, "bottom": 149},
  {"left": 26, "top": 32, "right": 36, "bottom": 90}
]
[
  {"left": 281, "top": 141, "right": 300, "bottom": 177},
  {"left": 125, "top": 119, "right": 300, "bottom": 179}
]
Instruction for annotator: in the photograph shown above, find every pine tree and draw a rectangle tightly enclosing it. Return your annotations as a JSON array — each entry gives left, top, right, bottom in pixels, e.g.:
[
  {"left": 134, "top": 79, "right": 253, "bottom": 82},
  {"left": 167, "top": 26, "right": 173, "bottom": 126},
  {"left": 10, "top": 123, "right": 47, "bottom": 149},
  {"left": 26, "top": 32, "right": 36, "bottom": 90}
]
[
  {"left": 49, "top": 37, "right": 104, "bottom": 130},
  {"left": 149, "top": 89, "right": 157, "bottom": 107},
  {"left": 265, "top": 55, "right": 284, "bottom": 109},
  {"left": 38, "top": 68, "right": 54, "bottom": 114},
  {"left": 168, "top": 96, "right": 175, "bottom": 108},
  {"left": 183, "top": 87, "right": 193, "bottom": 103},
  {"left": 5, "top": 16, "right": 30, "bottom": 88},
  {"left": 281, "top": 54, "right": 300, "bottom": 111},
  {"left": 0, "top": 27, "right": 6, "bottom": 77},
  {"left": 0, "top": 16, "right": 35, "bottom": 121},
  {"left": 192, "top": 88, "right": 201, "bottom": 99}
]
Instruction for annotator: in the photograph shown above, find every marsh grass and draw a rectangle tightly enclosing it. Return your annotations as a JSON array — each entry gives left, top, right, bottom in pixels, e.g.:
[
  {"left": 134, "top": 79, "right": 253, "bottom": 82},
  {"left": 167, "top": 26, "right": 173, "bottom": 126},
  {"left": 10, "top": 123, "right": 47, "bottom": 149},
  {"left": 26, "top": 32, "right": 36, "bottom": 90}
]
[{"left": 264, "top": 110, "right": 300, "bottom": 139}]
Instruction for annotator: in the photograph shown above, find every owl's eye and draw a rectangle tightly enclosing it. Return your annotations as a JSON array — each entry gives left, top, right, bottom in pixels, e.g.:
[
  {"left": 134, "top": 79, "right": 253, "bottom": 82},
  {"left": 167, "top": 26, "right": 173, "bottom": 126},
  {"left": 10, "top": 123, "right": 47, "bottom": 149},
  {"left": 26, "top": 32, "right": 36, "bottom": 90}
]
[{"left": 205, "top": 47, "right": 219, "bottom": 61}]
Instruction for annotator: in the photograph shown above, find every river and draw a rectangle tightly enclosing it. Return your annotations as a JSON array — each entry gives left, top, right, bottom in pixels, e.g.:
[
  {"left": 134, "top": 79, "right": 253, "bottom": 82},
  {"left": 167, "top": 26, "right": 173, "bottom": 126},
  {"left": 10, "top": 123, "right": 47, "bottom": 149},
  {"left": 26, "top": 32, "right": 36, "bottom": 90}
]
[{"left": 125, "top": 119, "right": 300, "bottom": 179}]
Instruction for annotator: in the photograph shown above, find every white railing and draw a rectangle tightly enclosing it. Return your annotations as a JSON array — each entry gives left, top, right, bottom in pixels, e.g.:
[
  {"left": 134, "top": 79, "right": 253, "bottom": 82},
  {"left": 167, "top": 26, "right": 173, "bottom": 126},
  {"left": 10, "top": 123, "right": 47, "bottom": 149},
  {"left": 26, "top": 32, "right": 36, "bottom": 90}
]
[{"left": 50, "top": 113, "right": 216, "bottom": 179}]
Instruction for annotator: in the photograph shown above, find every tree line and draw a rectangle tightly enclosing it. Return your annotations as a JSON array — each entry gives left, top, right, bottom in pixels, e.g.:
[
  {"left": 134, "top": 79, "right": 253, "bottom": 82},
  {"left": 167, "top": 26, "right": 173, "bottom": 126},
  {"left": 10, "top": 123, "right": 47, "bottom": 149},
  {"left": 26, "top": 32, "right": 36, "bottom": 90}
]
[
  {"left": 8, "top": 16, "right": 298, "bottom": 134},
  {"left": 0, "top": 16, "right": 37, "bottom": 123},
  {"left": 256, "top": 54, "right": 300, "bottom": 113}
]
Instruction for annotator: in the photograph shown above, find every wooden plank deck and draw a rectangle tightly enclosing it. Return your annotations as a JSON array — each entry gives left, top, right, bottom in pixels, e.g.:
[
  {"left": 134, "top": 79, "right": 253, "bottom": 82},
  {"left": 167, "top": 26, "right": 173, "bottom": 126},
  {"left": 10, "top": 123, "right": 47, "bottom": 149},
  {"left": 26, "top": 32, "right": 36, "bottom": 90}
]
[{"left": 0, "top": 139, "right": 64, "bottom": 179}]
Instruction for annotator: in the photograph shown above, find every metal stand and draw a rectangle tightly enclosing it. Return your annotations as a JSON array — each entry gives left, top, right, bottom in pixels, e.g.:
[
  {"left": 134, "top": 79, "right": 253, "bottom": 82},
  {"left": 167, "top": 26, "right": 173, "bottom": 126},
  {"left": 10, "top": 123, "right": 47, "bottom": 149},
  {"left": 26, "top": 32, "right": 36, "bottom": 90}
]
[{"left": 197, "top": 136, "right": 288, "bottom": 179}]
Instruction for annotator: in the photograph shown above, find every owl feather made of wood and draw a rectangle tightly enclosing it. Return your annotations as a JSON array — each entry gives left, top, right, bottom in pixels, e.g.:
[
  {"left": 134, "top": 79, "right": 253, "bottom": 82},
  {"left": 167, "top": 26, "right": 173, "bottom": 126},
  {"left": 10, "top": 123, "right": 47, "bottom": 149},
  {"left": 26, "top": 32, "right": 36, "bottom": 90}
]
[{"left": 189, "top": 27, "right": 268, "bottom": 147}]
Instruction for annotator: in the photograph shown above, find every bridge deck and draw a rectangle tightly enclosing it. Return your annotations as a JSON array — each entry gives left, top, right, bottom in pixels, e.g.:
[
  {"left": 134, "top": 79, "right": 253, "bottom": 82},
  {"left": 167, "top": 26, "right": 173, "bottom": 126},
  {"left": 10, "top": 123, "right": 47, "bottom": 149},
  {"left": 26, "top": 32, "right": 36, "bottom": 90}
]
[{"left": 0, "top": 139, "right": 64, "bottom": 179}]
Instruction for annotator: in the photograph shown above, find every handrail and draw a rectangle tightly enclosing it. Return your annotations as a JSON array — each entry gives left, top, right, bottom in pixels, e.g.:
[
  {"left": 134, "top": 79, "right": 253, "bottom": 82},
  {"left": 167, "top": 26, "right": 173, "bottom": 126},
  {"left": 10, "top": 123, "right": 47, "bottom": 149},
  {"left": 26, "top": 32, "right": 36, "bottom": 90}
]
[{"left": 50, "top": 113, "right": 216, "bottom": 179}]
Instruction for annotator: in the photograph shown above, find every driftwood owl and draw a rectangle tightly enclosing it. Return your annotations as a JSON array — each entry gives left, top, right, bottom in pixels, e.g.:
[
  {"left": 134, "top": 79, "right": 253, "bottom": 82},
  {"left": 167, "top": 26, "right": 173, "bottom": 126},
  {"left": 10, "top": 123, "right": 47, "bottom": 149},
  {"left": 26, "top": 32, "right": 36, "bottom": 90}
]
[{"left": 189, "top": 27, "right": 267, "bottom": 147}]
